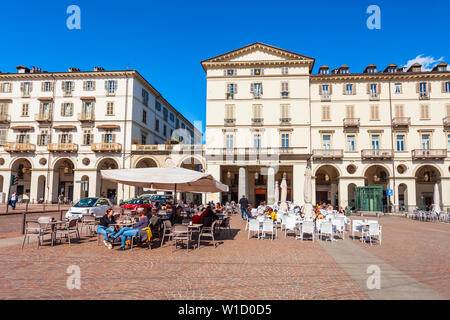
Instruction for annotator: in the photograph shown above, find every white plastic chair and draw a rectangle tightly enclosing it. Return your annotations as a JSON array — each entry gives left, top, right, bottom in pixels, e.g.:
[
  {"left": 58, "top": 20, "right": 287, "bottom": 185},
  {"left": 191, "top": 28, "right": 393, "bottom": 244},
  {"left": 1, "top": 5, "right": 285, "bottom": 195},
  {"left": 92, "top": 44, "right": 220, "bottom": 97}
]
[
  {"left": 284, "top": 216, "right": 297, "bottom": 238},
  {"left": 319, "top": 221, "right": 333, "bottom": 241},
  {"left": 351, "top": 220, "right": 363, "bottom": 240},
  {"left": 333, "top": 218, "right": 346, "bottom": 240},
  {"left": 362, "top": 222, "right": 382, "bottom": 245},
  {"left": 248, "top": 219, "right": 261, "bottom": 240},
  {"left": 262, "top": 220, "right": 275, "bottom": 240},
  {"left": 299, "top": 220, "right": 314, "bottom": 242}
]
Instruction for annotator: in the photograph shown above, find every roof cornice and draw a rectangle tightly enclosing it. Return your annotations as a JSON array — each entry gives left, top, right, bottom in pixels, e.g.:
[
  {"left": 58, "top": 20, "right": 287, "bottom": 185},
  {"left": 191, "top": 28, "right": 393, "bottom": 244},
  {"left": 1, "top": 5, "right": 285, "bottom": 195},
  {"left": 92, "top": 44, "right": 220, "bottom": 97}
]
[{"left": 311, "top": 71, "right": 450, "bottom": 82}]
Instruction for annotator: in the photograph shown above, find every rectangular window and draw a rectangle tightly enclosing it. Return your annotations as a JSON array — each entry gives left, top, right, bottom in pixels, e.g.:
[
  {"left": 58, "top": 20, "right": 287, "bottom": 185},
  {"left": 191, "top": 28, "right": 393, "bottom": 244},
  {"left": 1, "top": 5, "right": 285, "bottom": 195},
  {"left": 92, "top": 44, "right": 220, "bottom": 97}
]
[
  {"left": 395, "top": 105, "right": 404, "bottom": 117},
  {"left": 103, "top": 130, "right": 114, "bottom": 143},
  {"left": 322, "top": 135, "right": 331, "bottom": 150},
  {"left": 155, "top": 101, "right": 161, "bottom": 111},
  {"left": 421, "top": 134, "right": 430, "bottom": 150},
  {"left": 370, "top": 105, "right": 379, "bottom": 120},
  {"left": 396, "top": 135, "right": 405, "bottom": 151},
  {"left": 62, "top": 81, "right": 73, "bottom": 95},
  {"left": 61, "top": 103, "right": 73, "bottom": 116},
  {"left": 83, "top": 129, "right": 93, "bottom": 145},
  {"left": 163, "top": 107, "right": 168, "bottom": 121},
  {"left": 448, "top": 134, "right": 450, "bottom": 150},
  {"left": 371, "top": 135, "right": 380, "bottom": 150},
  {"left": 84, "top": 81, "right": 95, "bottom": 91},
  {"left": 321, "top": 85, "right": 329, "bottom": 97},
  {"left": 225, "top": 134, "right": 234, "bottom": 149},
  {"left": 252, "top": 104, "right": 263, "bottom": 120},
  {"left": 163, "top": 125, "right": 167, "bottom": 137},
  {"left": 38, "top": 130, "right": 48, "bottom": 146},
  {"left": 155, "top": 119, "right": 159, "bottom": 132},
  {"left": 42, "top": 82, "right": 53, "bottom": 92},
  {"left": 106, "top": 102, "right": 114, "bottom": 115},
  {"left": 394, "top": 83, "right": 402, "bottom": 94},
  {"left": 105, "top": 80, "right": 117, "bottom": 95},
  {"left": 17, "top": 131, "right": 29, "bottom": 144},
  {"left": 225, "top": 104, "right": 235, "bottom": 121},
  {"left": 321, "top": 106, "right": 330, "bottom": 121},
  {"left": 22, "top": 104, "right": 29, "bottom": 117},
  {"left": 280, "top": 104, "right": 290, "bottom": 121},
  {"left": 252, "top": 68, "right": 263, "bottom": 76},
  {"left": 445, "top": 82, "right": 450, "bottom": 93},
  {"left": 370, "top": 84, "right": 378, "bottom": 97},
  {"left": 281, "top": 133, "right": 290, "bottom": 149},
  {"left": 347, "top": 135, "right": 355, "bottom": 152},
  {"left": 141, "top": 133, "right": 147, "bottom": 145},
  {"left": 1, "top": 82, "right": 12, "bottom": 93},
  {"left": 251, "top": 83, "right": 262, "bottom": 98},
  {"left": 281, "top": 67, "right": 289, "bottom": 75},
  {"left": 253, "top": 134, "right": 261, "bottom": 149},
  {"left": 345, "top": 84, "right": 353, "bottom": 95},
  {"left": 346, "top": 105, "right": 354, "bottom": 118},
  {"left": 169, "top": 112, "right": 174, "bottom": 122},
  {"left": 420, "top": 105, "right": 430, "bottom": 119},
  {"left": 281, "top": 82, "right": 289, "bottom": 97},
  {"left": 0, "top": 128, "right": 8, "bottom": 145},
  {"left": 226, "top": 69, "right": 235, "bottom": 76},
  {"left": 142, "top": 110, "right": 147, "bottom": 124},
  {"left": 22, "top": 82, "right": 32, "bottom": 96},
  {"left": 59, "top": 132, "right": 71, "bottom": 144},
  {"left": 142, "top": 89, "right": 149, "bottom": 105}
]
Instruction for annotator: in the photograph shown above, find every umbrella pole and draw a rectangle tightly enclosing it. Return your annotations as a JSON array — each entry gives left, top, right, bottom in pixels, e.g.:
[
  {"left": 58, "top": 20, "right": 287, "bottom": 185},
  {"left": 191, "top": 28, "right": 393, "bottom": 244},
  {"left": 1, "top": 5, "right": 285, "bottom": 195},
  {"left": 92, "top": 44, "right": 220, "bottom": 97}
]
[{"left": 173, "top": 184, "right": 177, "bottom": 206}]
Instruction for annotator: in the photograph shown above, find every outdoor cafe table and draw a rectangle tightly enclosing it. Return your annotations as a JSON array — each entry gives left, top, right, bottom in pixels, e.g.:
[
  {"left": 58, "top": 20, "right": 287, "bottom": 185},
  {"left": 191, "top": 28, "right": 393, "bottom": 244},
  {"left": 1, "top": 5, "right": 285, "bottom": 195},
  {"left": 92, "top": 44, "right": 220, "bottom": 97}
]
[
  {"left": 109, "top": 222, "right": 134, "bottom": 231},
  {"left": 173, "top": 223, "right": 203, "bottom": 249},
  {"left": 38, "top": 220, "right": 67, "bottom": 247}
]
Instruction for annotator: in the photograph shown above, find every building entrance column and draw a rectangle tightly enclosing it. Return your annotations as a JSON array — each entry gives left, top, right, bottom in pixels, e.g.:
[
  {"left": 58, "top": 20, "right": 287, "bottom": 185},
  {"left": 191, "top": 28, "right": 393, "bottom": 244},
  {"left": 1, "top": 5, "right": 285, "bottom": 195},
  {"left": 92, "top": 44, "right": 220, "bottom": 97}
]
[
  {"left": 267, "top": 167, "right": 275, "bottom": 204},
  {"left": 238, "top": 167, "right": 247, "bottom": 201}
]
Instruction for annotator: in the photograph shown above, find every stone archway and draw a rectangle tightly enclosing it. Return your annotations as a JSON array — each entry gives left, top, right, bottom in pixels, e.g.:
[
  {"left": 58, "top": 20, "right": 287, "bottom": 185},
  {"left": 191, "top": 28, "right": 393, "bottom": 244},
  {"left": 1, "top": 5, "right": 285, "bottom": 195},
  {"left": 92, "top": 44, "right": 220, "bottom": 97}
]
[
  {"left": 363, "top": 165, "right": 391, "bottom": 211},
  {"left": 134, "top": 157, "right": 158, "bottom": 197},
  {"left": 398, "top": 183, "right": 408, "bottom": 211},
  {"left": 180, "top": 156, "right": 204, "bottom": 204},
  {"left": 52, "top": 158, "right": 76, "bottom": 203},
  {"left": 80, "top": 175, "right": 89, "bottom": 199},
  {"left": 314, "top": 165, "right": 340, "bottom": 208},
  {"left": 414, "top": 165, "right": 441, "bottom": 209},
  {"left": 347, "top": 183, "right": 357, "bottom": 210},
  {"left": 11, "top": 158, "right": 33, "bottom": 201},
  {"left": 37, "top": 175, "right": 46, "bottom": 203},
  {"left": 97, "top": 158, "right": 119, "bottom": 204}
]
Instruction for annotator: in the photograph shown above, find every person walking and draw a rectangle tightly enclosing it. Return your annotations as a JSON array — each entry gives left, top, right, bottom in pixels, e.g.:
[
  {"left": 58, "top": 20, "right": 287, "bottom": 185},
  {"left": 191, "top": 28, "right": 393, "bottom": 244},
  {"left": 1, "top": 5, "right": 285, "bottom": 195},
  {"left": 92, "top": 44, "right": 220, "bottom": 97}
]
[
  {"left": 10, "top": 192, "right": 17, "bottom": 210},
  {"left": 238, "top": 195, "right": 249, "bottom": 220}
]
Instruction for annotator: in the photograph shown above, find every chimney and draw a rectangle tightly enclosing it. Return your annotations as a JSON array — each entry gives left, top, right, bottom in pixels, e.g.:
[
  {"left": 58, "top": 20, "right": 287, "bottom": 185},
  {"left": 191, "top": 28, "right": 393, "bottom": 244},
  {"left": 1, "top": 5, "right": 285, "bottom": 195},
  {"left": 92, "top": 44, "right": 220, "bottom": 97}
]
[
  {"left": 94, "top": 67, "right": 105, "bottom": 72},
  {"left": 68, "top": 67, "right": 80, "bottom": 72},
  {"left": 16, "top": 65, "right": 30, "bottom": 74}
]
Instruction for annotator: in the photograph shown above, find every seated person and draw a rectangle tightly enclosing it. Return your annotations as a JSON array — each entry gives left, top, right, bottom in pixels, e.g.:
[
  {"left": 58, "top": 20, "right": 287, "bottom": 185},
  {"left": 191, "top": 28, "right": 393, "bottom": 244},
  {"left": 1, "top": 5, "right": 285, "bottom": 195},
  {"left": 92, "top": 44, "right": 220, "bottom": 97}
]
[
  {"left": 203, "top": 207, "right": 217, "bottom": 221},
  {"left": 110, "top": 210, "right": 149, "bottom": 250},
  {"left": 148, "top": 208, "right": 161, "bottom": 233},
  {"left": 97, "top": 209, "right": 117, "bottom": 249},
  {"left": 215, "top": 202, "right": 223, "bottom": 213},
  {"left": 191, "top": 207, "right": 208, "bottom": 224},
  {"left": 246, "top": 206, "right": 256, "bottom": 219},
  {"left": 172, "top": 206, "right": 183, "bottom": 224}
]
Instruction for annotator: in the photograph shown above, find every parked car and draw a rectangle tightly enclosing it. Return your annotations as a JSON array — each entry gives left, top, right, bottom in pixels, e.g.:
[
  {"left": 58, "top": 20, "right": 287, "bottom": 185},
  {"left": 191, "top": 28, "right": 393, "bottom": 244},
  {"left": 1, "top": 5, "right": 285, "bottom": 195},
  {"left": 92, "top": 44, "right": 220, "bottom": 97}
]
[
  {"left": 65, "top": 197, "right": 113, "bottom": 220},
  {"left": 121, "top": 198, "right": 152, "bottom": 211}
]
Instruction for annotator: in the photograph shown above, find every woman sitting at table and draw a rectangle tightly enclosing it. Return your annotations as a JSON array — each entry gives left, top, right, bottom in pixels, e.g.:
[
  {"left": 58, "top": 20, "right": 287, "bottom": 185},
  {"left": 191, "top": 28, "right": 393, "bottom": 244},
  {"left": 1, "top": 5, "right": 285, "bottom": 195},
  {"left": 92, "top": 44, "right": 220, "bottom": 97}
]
[
  {"left": 109, "top": 210, "right": 149, "bottom": 250},
  {"left": 264, "top": 206, "right": 277, "bottom": 220},
  {"left": 97, "top": 209, "right": 117, "bottom": 249},
  {"left": 191, "top": 207, "right": 208, "bottom": 224}
]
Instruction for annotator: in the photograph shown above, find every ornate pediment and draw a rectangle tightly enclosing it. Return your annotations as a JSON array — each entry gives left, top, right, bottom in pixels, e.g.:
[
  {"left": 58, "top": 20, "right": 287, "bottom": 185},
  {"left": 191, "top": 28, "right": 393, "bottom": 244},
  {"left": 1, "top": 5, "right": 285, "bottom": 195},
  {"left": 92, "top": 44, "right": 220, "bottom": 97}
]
[{"left": 201, "top": 42, "right": 315, "bottom": 71}]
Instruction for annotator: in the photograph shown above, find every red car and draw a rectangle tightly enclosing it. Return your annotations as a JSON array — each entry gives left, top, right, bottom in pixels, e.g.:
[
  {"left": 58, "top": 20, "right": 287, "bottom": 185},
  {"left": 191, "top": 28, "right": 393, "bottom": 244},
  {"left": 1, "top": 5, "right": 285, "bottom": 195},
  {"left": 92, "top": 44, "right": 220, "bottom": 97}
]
[{"left": 121, "top": 199, "right": 152, "bottom": 211}]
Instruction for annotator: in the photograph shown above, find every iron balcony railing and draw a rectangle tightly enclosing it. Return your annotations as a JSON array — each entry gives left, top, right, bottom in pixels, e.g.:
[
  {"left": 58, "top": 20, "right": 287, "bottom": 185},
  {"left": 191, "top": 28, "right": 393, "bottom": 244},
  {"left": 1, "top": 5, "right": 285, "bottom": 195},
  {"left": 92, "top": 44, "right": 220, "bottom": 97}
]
[
  {"left": 0, "top": 114, "right": 10, "bottom": 123},
  {"left": 35, "top": 113, "right": 52, "bottom": 122},
  {"left": 78, "top": 113, "right": 95, "bottom": 122}
]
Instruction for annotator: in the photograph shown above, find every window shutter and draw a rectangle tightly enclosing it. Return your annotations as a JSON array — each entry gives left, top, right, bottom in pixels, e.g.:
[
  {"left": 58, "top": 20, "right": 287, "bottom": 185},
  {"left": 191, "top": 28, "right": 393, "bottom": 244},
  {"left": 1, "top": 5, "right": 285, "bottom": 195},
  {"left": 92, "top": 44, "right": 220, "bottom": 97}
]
[
  {"left": 226, "top": 84, "right": 231, "bottom": 93},
  {"left": 234, "top": 83, "right": 237, "bottom": 94},
  {"left": 70, "top": 103, "right": 73, "bottom": 116},
  {"left": 416, "top": 83, "right": 420, "bottom": 93},
  {"left": 105, "top": 81, "right": 108, "bottom": 90},
  {"left": 329, "top": 84, "right": 333, "bottom": 95},
  {"left": 377, "top": 83, "right": 381, "bottom": 94},
  {"left": 319, "top": 85, "right": 322, "bottom": 95},
  {"left": 353, "top": 84, "right": 357, "bottom": 95},
  {"left": 68, "top": 134, "right": 73, "bottom": 143},
  {"left": 260, "top": 83, "right": 263, "bottom": 94},
  {"left": 343, "top": 84, "right": 346, "bottom": 95},
  {"left": 223, "top": 70, "right": 227, "bottom": 76},
  {"left": 442, "top": 82, "right": 445, "bottom": 93},
  {"left": 20, "top": 82, "right": 24, "bottom": 92},
  {"left": 26, "top": 135, "right": 30, "bottom": 143},
  {"left": 41, "top": 82, "right": 45, "bottom": 91},
  {"left": 428, "top": 82, "right": 431, "bottom": 93},
  {"left": 29, "top": 82, "right": 33, "bottom": 91},
  {"left": 375, "top": 106, "right": 379, "bottom": 120},
  {"left": 83, "top": 81, "right": 87, "bottom": 91},
  {"left": 366, "top": 83, "right": 370, "bottom": 94},
  {"left": 447, "top": 105, "right": 450, "bottom": 117},
  {"left": 0, "top": 83, "right": 3, "bottom": 92},
  {"left": 250, "top": 83, "right": 254, "bottom": 94},
  {"left": 112, "top": 134, "right": 116, "bottom": 143}
]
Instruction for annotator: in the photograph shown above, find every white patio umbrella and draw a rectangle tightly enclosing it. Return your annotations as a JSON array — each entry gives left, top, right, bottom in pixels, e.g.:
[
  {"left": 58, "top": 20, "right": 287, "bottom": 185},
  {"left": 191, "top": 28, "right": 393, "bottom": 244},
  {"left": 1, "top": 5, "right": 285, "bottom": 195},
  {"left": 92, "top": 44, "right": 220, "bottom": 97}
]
[
  {"left": 303, "top": 166, "right": 314, "bottom": 220},
  {"left": 274, "top": 181, "right": 279, "bottom": 204},
  {"left": 101, "top": 167, "right": 229, "bottom": 203},
  {"left": 432, "top": 183, "right": 441, "bottom": 215},
  {"left": 280, "top": 176, "right": 288, "bottom": 212}
]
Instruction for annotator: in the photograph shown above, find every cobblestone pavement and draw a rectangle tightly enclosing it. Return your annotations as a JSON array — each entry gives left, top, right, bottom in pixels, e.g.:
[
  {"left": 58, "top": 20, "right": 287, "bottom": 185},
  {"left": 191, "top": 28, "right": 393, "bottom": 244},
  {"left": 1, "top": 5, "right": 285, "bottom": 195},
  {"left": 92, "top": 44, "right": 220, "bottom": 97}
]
[
  {"left": 350, "top": 216, "right": 450, "bottom": 299},
  {"left": 0, "top": 215, "right": 447, "bottom": 300}
]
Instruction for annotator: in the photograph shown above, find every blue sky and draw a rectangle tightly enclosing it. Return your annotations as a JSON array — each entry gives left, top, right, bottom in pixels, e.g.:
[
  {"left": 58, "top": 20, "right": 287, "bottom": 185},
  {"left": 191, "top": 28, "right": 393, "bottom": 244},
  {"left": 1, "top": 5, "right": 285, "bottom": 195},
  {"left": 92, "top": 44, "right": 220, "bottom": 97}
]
[{"left": 1, "top": 0, "right": 449, "bottom": 134}]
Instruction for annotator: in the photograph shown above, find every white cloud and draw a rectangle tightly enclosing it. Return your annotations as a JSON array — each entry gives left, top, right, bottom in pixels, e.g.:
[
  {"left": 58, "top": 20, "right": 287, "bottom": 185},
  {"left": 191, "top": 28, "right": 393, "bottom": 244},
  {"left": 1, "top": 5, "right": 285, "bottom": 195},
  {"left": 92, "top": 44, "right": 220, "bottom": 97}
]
[{"left": 403, "top": 54, "right": 445, "bottom": 71}]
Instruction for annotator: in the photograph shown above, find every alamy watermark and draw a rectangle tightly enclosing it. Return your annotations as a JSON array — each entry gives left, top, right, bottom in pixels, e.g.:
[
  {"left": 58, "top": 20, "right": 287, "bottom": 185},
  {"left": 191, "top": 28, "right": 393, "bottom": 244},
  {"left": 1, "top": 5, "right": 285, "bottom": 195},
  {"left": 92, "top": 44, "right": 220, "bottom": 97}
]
[
  {"left": 66, "top": 5, "right": 81, "bottom": 30},
  {"left": 66, "top": 265, "right": 81, "bottom": 290},
  {"left": 366, "top": 5, "right": 381, "bottom": 30},
  {"left": 366, "top": 265, "right": 381, "bottom": 290}
]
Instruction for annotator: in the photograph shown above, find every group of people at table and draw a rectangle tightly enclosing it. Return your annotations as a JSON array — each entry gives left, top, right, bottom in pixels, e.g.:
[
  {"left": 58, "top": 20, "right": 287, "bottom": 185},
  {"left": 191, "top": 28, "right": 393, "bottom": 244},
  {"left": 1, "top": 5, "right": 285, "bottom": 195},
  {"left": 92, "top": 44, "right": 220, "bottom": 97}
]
[{"left": 96, "top": 201, "right": 224, "bottom": 250}]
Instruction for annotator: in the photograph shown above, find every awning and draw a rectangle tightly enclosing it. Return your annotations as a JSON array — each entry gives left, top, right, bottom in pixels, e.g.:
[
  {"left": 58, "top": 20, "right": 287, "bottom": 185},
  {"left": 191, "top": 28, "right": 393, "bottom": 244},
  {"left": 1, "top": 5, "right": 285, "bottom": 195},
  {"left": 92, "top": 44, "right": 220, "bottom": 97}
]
[
  {"left": 101, "top": 167, "right": 229, "bottom": 193},
  {"left": 53, "top": 125, "right": 77, "bottom": 130},
  {"left": 10, "top": 126, "right": 34, "bottom": 131},
  {"left": 97, "top": 125, "right": 120, "bottom": 130}
]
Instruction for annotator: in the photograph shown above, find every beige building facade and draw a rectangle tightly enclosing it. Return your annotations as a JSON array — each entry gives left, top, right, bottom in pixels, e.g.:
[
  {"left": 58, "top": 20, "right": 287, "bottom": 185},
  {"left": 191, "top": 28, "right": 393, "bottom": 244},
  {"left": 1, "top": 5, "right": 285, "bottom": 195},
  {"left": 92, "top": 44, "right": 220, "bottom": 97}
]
[
  {"left": 0, "top": 66, "right": 201, "bottom": 204},
  {"left": 202, "top": 42, "right": 450, "bottom": 211}
]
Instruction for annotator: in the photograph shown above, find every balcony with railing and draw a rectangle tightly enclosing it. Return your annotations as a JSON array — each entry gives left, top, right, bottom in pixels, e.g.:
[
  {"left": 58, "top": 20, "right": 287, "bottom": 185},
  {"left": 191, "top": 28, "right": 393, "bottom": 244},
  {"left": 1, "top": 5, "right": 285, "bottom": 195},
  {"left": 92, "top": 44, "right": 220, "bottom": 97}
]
[
  {"left": 47, "top": 143, "right": 78, "bottom": 153},
  {"left": 312, "top": 149, "right": 344, "bottom": 160},
  {"left": 78, "top": 112, "right": 95, "bottom": 122},
  {"left": 224, "top": 118, "right": 236, "bottom": 126},
  {"left": 361, "top": 149, "right": 394, "bottom": 160},
  {"left": 35, "top": 113, "right": 52, "bottom": 122},
  {"left": 392, "top": 117, "right": 411, "bottom": 127},
  {"left": 4, "top": 143, "right": 36, "bottom": 152},
  {"left": 343, "top": 118, "right": 360, "bottom": 128},
  {"left": 91, "top": 143, "right": 122, "bottom": 152},
  {"left": 412, "top": 149, "right": 447, "bottom": 160},
  {"left": 443, "top": 117, "right": 450, "bottom": 127},
  {"left": 0, "top": 114, "right": 10, "bottom": 123}
]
